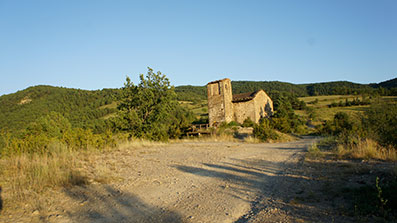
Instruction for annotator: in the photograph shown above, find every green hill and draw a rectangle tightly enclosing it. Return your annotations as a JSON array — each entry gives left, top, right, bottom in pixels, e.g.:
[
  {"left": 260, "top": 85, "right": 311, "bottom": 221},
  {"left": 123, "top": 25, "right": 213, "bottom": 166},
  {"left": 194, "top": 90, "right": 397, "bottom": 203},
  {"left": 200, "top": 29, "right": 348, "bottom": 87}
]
[
  {"left": 371, "top": 77, "right": 397, "bottom": 89},
  {"left": 301, "top": 81, "right": 375, "bottom": 96},
  {"left": 0, "top": 85, "right": 120, "bottom": 134}
]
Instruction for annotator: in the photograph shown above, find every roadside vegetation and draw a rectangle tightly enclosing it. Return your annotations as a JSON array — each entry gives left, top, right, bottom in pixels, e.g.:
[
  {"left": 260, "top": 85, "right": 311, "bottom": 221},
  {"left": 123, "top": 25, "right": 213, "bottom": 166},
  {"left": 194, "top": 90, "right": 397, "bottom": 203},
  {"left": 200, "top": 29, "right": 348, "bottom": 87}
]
[
  {"left": 0, "top": 68, "right": 192, "bottom": 212},
  {"left": 303, "top": 100, "right": 397, "bottom": 220}
]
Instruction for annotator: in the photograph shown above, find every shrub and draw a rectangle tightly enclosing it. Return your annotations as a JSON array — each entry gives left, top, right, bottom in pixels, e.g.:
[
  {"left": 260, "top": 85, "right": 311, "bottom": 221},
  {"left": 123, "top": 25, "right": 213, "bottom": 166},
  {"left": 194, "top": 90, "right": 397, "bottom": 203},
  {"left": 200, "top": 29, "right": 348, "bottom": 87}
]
[
  {"left": 242, "top": 117, "right": 255, "bottom": 127},
  {"left": 215, "top": 121, "right": 241, "bottom": 136},
  {"left": 271, "top": 100, "right": 305, "bottom": 133},
  {"left": 253, "top": 119, "right": 279, "bottom": 141},
  {"left": 364, "top": 102, "right": 397, "bottom": 147},
  {"left": 0, "top": 113, "right": 117, "bottom": 157},
  {"left": 319, "top": 105, "right": 397, "bottom": 161},
  {"left": 321, "top": 112, "right": 356, "bottom": 136},
  {"left": 227, "top": 121, "right": 240, "bottom": 127},
  {"left": 306, "top": 143, "right": 324, "bottom": 159}
]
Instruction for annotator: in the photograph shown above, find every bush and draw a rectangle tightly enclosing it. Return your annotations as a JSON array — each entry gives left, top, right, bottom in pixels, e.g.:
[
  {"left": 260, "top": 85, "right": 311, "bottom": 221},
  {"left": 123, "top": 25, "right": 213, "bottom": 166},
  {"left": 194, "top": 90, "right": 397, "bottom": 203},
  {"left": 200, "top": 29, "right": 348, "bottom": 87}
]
[
  {"left": 227, "top": 121, "right": 240, "bottom": 127},
  {"left": 253, "top": 119, "right": 279, "bottom": 141},
  {"left": 321, "top": 112, "right": 355, "bottom": 136},
  {"left": 364, "top": 102, "right": 397, "bottom": 147},
  {"left": 242, "top": 117, "right": 255, "bottom": 127},
  {"left": 215, "top": 121, "right": 241, "bottom": 136},
  {"left": 0, "top": 112, "right": 117, "bottom": 157},
  {"left": 272, "top": 104, "right": 305, "bottom": 133},
  {"left": 327, "top": 97, "right": 371, "bottom": 108},
  {"left": 306, "top": 143, "right": 324, "bottom": 159},
  {"left": 319, "top": 103, "right": 397, "bottom": 161},
  {"left": 323, "top": 103, "right": 397, "bottom": 149}
]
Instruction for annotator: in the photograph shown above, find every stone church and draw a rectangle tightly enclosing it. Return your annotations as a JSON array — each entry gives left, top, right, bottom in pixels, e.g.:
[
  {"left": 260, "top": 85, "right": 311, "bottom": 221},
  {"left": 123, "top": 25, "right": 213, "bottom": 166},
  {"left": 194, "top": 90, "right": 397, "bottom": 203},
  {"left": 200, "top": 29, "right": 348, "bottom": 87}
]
[{"left": 207, "top": 78, "right": 273, "bottom": 127}]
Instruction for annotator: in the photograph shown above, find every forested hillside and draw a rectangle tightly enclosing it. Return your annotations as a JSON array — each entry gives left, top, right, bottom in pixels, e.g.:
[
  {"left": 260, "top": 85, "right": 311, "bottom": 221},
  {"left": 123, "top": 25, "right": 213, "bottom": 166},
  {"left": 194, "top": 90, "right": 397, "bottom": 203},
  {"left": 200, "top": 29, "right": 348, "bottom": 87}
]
[
  {"left": 0, "top": 85, "right": 120, "bottom": 134},
  {"left": 175, "top": 77, "right": 397, "bottom": 101},
  {"left": 174, "top": 81, "right": 308, "bottom": 101},
  {"left": 302, "top": 81, "right": 374, "bottom": 96},
  {"left": 174, "top": 85, "right": 207, "bottom": 101},
  {"left": 370, "top": 77, "right": 397, "bottom": 89},
  {"left": 1, "top": 77, "right": 395, "bottom": 134}
]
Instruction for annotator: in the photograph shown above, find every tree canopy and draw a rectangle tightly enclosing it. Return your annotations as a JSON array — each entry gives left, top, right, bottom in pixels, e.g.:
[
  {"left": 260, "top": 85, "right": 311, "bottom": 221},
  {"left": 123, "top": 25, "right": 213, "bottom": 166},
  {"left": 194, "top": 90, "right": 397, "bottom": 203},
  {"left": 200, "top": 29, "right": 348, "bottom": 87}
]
[{"left": 115, "top": 68, "right": 193, "bottom": 140}]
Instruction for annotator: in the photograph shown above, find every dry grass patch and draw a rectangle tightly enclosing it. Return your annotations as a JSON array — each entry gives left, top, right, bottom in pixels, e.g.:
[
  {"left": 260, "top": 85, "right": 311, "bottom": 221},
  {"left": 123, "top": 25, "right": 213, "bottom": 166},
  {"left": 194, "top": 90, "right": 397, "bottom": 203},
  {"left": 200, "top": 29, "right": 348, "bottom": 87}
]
[
  {"left": 306, "top": 143, "right": 325, "bottom": 159},
  {"left": 0, "top": 143, "right": 124, "bottom": 213},
  {"left": 336, "top": 139, "right": 397, "bottom": 161},
  {"left": 308, "top": 137, "right": 397, "bottom": 162},
  {"left": 0, "top": 149, "right": 88, "bottom": 211}
]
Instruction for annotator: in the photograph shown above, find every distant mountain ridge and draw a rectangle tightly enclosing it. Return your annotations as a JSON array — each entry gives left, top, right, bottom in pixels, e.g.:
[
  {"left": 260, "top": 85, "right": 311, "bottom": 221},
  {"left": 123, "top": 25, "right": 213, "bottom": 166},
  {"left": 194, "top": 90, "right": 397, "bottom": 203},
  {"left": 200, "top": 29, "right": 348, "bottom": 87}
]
[{"left": 370, "top": 77, "right": 397, "bottom": 89}]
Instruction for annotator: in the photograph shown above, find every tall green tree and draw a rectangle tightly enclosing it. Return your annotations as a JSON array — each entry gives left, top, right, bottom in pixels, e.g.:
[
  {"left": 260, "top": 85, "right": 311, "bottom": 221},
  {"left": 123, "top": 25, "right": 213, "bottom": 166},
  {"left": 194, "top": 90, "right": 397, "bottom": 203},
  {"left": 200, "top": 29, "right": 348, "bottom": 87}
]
[{"left": 116, "top": 67, "right": 192, "bottom": 140}]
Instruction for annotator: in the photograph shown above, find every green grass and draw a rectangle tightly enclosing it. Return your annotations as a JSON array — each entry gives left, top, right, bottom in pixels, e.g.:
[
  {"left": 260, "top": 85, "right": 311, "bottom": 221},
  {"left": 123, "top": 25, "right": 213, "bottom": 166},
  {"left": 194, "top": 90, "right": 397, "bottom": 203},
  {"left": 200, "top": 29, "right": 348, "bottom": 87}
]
[
  {"left": 300, "top": 95, "right": 358, "bottom": 107},
  {"left": 297, "top": 95, "right": 397, "bottom": 124},
  {"left": 179, "top": 100, "right": 208, "bottom": 120}
]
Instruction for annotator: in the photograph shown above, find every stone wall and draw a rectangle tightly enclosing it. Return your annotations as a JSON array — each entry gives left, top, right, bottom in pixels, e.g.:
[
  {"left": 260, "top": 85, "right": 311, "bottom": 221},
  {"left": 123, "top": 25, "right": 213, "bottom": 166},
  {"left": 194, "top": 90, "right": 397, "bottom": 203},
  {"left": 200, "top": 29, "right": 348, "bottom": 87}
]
[
  {"left": 233, "top": 100, "right": 255, "bottom": 124},
  {"left": 232, "top": 91, "right": 273, "bottom": 124},
  {"left": 207, "top": 78, "right": 233, "bottom": 126},
  {"left": 207, "top": 79, "right": 273, "bottom": 126},
  {"left": 252, "top": 90, "right": 273, "bottom": 123}
]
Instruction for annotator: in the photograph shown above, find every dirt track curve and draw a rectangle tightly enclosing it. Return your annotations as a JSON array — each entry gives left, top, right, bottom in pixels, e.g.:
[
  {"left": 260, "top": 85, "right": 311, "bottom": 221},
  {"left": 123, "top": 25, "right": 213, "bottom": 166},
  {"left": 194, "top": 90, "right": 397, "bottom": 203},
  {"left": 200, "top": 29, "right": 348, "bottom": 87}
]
[{"left": 9, "top": 137, "right": 351, "bottom": 223}]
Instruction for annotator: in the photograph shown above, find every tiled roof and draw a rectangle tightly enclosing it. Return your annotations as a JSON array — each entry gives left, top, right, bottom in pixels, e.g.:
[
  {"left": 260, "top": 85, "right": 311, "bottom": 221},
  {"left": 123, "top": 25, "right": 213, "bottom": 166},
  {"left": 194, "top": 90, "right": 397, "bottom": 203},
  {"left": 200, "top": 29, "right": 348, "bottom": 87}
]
[{"left": 232, "top": 90, "right": 262, "bottom": 102}]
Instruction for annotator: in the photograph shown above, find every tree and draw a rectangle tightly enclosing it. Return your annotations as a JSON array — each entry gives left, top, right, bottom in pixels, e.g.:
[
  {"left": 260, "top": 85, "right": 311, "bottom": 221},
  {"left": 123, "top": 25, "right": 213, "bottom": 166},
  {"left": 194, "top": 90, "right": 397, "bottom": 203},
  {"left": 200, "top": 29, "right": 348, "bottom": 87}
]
[
  {"left": 116, "top": 67, "right": 191, "bottom": 140},
  {"left": 26, "top": 111, "right": 72, "bottom": 138},
  {"left": 364, "top": 102, "right": 397, "bottom": 147}
]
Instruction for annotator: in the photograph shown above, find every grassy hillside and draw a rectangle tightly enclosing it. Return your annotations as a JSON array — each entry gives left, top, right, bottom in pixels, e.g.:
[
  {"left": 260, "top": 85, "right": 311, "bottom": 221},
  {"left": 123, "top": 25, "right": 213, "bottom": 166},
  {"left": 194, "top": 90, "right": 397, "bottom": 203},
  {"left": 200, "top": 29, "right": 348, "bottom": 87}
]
[
  {"left": 296, "top": 94, "right": 397, "bottom": 126},
  {"left": 0, "top": 85, "right": 120, "bottom": 134}
]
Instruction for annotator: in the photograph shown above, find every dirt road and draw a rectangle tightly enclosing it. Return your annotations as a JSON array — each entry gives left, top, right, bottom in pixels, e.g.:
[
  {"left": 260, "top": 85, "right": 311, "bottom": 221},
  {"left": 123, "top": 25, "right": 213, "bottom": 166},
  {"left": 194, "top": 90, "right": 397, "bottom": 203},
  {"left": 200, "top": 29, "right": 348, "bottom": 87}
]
[{"left": 10, "top": 137, "right": 346, "bottom": 223}]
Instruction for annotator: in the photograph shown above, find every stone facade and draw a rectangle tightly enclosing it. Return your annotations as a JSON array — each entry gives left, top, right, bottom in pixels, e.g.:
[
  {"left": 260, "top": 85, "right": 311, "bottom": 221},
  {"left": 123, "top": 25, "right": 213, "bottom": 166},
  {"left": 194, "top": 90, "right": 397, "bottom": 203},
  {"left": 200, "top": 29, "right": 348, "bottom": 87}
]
[
  {"left": 207, "top": 78, "right": 273, "bottom": 127},
  {"left": 207, "top": 78, "right": 234, "bottom": 125}
]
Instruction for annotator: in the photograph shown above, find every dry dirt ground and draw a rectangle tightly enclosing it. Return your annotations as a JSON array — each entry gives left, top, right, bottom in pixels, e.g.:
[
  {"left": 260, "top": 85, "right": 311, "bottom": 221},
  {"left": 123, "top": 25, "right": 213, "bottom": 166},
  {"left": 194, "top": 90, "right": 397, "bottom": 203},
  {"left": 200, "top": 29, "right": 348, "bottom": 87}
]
[{"left": 2, "top": 137, "right": 364, "bottom": 222}]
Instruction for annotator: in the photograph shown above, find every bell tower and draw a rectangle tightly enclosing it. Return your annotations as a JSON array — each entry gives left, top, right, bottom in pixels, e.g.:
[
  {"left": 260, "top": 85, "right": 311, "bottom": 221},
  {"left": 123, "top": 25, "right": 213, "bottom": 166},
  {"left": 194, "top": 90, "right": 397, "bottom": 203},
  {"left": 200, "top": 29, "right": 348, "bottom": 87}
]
[{"left": 206, "top": 78, "right": 233, "bottom": 126}]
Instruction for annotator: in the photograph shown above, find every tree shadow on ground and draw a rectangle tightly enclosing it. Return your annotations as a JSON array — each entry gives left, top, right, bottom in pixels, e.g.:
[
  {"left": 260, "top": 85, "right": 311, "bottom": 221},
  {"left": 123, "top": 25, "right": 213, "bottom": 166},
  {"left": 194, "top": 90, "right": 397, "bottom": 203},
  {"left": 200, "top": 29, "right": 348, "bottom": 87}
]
[
  {"left": 173, "top": 144, "right": 359, "bottom": 222},
  {"left": 64, "top": 184, "right": 183, "bottom": 223}
]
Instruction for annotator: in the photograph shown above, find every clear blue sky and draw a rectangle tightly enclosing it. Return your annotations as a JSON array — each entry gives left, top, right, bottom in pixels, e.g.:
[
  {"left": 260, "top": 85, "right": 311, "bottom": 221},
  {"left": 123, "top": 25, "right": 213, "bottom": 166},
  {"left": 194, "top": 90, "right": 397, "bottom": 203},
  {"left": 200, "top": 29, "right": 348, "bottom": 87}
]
[{"left": 0, "top": 0, "right": 396, "bottom": 95}]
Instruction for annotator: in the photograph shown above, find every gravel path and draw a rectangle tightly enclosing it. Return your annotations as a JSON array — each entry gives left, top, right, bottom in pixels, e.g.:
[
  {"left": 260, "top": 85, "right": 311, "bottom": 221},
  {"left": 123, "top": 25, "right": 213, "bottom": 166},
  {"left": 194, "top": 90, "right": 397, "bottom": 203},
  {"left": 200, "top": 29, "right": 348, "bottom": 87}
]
[{"left": 7, "top": 137, "right": 327, "bottom": 223}]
